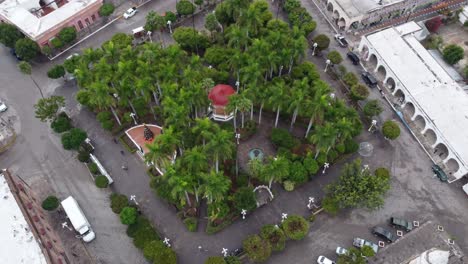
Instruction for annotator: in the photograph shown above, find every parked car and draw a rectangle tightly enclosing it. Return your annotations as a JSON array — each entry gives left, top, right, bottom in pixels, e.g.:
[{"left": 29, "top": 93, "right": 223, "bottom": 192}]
[
  {"left": 9, "top": 49, "right": 22, "bottom": 60},
  {"left": 347, "top": 52, "right": 360, "bottom": 65},
  {"left": 463, "top": 183, "right": 468, "bottom": 196},
  {"left": 372, "top": 226, "right": 396, "bottom": 242},
  {"left": 123, "top": 7, "right": 137, "bottom": 19},
  {"left": 390, "top": 217, "right": 413, "bottom": 231},
  {"left": 353, "top": 237, "right": 379, "bottom": 253},
  {"left": 361, "top": 72, "right": 378, "bottom": 88},
  {"left": 0, "top": 100, "right": 8, "bottom": 112},
  {"left": 432, "top": 164, "right": 448, "bottom": 182},
  {"left": 336, "top": 246, "right": 348, "bottom": 256},
  {"left": 317, "top": 256, "right": 335, "bottom": 264},
  {"left": 334, "top": 34, "right": 348, "bottom": 47}
]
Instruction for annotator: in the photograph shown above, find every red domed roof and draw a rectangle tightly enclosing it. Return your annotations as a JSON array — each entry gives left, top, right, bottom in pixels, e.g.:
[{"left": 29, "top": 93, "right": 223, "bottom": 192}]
[{"left": 208, "top": 84, "right": 236, "bottom": 106}]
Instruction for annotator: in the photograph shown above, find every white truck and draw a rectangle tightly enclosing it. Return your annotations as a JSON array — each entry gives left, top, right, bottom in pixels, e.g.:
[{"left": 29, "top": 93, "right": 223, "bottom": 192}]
[{"left": 61, "top": 196, "right": 96, "bottom": 242}]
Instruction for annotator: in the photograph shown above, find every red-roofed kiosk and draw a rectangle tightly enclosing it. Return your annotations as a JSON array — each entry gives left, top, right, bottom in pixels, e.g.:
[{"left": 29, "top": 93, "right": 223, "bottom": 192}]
[{"left": 208, "top": 84, "right": 236, "bottom": 121}]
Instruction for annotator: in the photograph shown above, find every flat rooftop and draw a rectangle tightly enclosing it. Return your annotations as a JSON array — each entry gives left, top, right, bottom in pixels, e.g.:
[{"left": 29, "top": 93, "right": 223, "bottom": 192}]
[
  {"left": 335, "top": 0, "right": 404, "bottom": 18},
  {"left": 373, "top": 221, "right": 464, "bottom": 264},
  {"left": 0, "top": 172, "right": 47, "bottom": 264},
  {"left": 365, "top": 22, "right": 468, "bottom": 172},
  {"left": 0, "top": 0, "right": 100, "bottom": 40}
]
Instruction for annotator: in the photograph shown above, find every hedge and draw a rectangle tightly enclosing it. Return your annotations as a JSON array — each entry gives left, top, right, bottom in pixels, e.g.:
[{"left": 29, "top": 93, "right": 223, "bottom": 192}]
[
  {"left": 110, "top": 193, "right": 129, "bottom": 214},
  {"left": 243, "top": 234, "right": 272, "bottom": 262},
  {"left": 42, "top": 195, "right": 59, "bottom": 211},
  {"left": 95, "top": 175, "right": 109, "bottom": 188},
  {"left": 183, "top": 217, "right": 198, "bottom": 232},
  {"left": 281, "top": 215, "right": 309, "bottom": 240},
  {"left": 120, "top": 206, "right": 138, "bottom": 225},
  {"left": 260, "top": 224, "right": 286, "bottom": 252}
]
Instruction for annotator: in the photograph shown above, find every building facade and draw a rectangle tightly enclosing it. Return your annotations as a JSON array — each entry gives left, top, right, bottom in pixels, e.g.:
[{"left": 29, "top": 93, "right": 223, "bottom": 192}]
[
  {"left": 0, "top": 0, "right": 103, "bottom": 47},
  {"left": 319, "top": 0, "right": 441, "bottom": 31},
  {"left": 357, "top": 22, "right": 468, "bottom": 182},
  {"left": 0, "top": 169, "right": 69, "bottom": 264}
]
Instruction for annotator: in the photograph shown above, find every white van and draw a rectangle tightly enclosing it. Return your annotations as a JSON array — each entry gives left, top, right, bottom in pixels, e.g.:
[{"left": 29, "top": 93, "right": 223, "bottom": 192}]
[
  {"left": 463, "top": 183, "right": 468, "bottom": 196},
  {"left": 61, "top": 196, "right": 96, "bottom": 242}
]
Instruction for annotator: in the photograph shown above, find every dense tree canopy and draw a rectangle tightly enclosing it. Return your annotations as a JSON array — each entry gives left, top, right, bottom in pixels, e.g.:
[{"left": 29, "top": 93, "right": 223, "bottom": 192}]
[
  {"left": 312, "top": 34, "right": 330, "bottom": 51},
  {"left": 327, "top": 50, "right": 343, "bottom": 64},
  {"left": 382, "top": 120, "right": 400, "bottom": 140},
  {"left": 0, "top": 23, "right": 23, "bottom": 48},
  {"left": 47, "top": 65, "right": 66, "bottom": 79},
  {"left": 442, "top": 44, "right": 464, "bottom": 65},
  {"left": 34, "top": 96, "right": 66, "bottom": 122},
  {"left": 99, "top": 3, "right": 115, "bottom": 17},
  {"left": 323, "top": 159, "right": 391, "bottom": 214},
  {"left": 14, "top": 38, "right": 39, "bottom": 61}
]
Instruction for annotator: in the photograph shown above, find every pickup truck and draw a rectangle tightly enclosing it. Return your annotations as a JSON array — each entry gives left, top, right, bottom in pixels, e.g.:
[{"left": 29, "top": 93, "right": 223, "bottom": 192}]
[
  {"left": 334, "top": 34, "right": 348, "bottom": 47},
  {"left": 353, "top": 237, "right": 379, "bottom": 253}
]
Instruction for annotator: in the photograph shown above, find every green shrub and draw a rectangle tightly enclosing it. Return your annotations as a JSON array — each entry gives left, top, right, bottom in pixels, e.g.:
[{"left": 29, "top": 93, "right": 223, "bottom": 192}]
[
  {"left": 204, "top": 256, "right": 226, "bottom": 264},
  {"left": 231, "top": 186, "right": 257, "bottom": 212},
  {"left": 344, "top": 139, "right": 359, "bottom": 154},
  {"left": 208, "top": 200, "right": 230, "bottom": 221},
  {"left": 127, "top": 216, "right": 151, "bottom": 237},
  {"left": 77, "top": 150, "right": 90, "bottom": 163},
  {"left": 42, "top": 195, "right": 59, "bottom": 211},
  {"left": 283, "top": 180, "right": 295, "bottom": 191},
  {"left": 133, "top": 225, "right": 159, "bottom": 249},
  {"left": 110, "top": 193, "right": 129, "bottom": 214},
  {"left": 241, "top": 120, "right": 257, "bottom": 139},
  {"left": 350, "top": 84, "right": 370, "bottom": 101},
  {"left": 322, "top": 196, "right": 339, "bottom": 215},
  {"left": 176, "top": 0, "right": 195, "bottom": 16},
  {"left": 183, "top": 217, "right": 198, "bottom": 232},
  {"left": 225, "top": 256, "right": 241, "bottom": 264},
  {"left": 47, "top": 65, "right": 66, "bottom": 79},
  {"left": 270, "top": 128, "right": 297, "bottom": 149},
  {"left": 99, "top": 3, "right": 115, "bottom": 17},
  {"left": 316, "top": 152, "right": 327, "bottom": 166},
  {"left": 277, "top": 147, "right": 294, "bottom": 160},
  {"left": 307, "top": 214, "right": 316, "bottom": 222},
  {"left": 382, "top": 120, "right": 400, "bottom": 140},
  {"left": 375, "top": 167, "right": 390, "bottom": 178},
  {"left": 95, "top": 175, "right": 109, "bottom": 188},
  {"left": 206, "top": 216, "right": 235, "bottom": 234},
  {"left": 235, "top": 173, "right": 249, "bottom": 188},
  {"left": 281, "top": 215, "right": 309, "bottom": 240},
  {"left": 303, "top": 153, "right": 319, "bottom": 175},
  {"left": 260, "top": 224, "right": 286, "bottom": 252},
  {"left": 335, "top": 143, "right": 345, "bottom": 154},
  {"left": 327, "top": 149, "right": 338, "bottom": 163},
  {"left": 88, "top": 163, "right": 99, "bottom": 174},
  {"left": 51, "top": 114, "right": 72, "bottom": 133},
  {"left": 165, "top": 11, "right": 177, "bottom": 23},
  {"left": 363, "top": 100, "right": 383, "bottom": 118},
  {"left": 58, "top": 27, "right": 76, "bottom": 44},
  {"left": 243, "top": 234, "right": 272, "bottom": 262},
  {"left": 120, "top": 206, "right": 138, "bottom": 225},
  {"left": 61, "top": 128, "right": 87, "bottom": 150},
  {"left": 143, "top": 240, "right": 177, "bottom": 264},
  {"left": 442, "top": 44, "right": 464, "bottom": 65},
  {"left": 50, "top": 37, "right": 63, "bottom": 49},
  {"left": 287, "top": 161, "right": 308, "bottom": 184},
  {"left": 343, "top": 72, "right": 358, "bottom": 87}
]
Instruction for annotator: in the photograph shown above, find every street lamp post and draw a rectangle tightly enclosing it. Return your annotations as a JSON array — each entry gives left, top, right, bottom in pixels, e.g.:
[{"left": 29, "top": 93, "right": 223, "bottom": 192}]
[
  {"left": 241, "top": 209, "right": 247, "bottom": 219},
  {"left": 322, "top": 162, "right": 330, "bottom": 174},
  {"left": 281, "top": 213, "right": 288, "bottom": 222},
  {"left": 312, "top": 42, "right": 318, "bottom": 56},
  {"left": 307, "top": 197, "right": 315, "bottom": 209},
  {"left": 147, "top": 31, "right": 152, "bottom": 43},
  {"left": 129, "top": 112, "right": 137, "bottom": 125},
  {"left": 324, "top": 59, "right": 331, "bottom": 72},
  {"left": 368, "top": 119, "right": 377, "bottom": 132},
  {"left": 235, "top": 80, "right": 240, "bottom": 92},
  {"left": 167, "top": 20, "right": 173, "bottom": 34}
]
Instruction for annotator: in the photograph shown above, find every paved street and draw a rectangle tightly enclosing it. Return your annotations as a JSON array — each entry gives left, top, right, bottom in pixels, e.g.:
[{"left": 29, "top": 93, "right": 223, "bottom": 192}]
[{"left": 1, "top": 0, "right": 467, "bottom": 264}]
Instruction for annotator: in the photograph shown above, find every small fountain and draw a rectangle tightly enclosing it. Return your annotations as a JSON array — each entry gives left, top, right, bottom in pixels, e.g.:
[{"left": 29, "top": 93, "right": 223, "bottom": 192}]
[{"left": 248, "top": 148, "right": 264, "bottom": 161}]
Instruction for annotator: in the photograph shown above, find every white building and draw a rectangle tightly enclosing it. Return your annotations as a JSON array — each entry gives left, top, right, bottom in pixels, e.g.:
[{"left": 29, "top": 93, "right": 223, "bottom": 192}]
[
  {"left": 358, "top": 21, "right": 468, "bottom": 182},
  {"left": 458, "top": 5, "right": 468, "bottom": 24},
  {"left": 321, "top": 0, "right": 440, "bottom": 30}
]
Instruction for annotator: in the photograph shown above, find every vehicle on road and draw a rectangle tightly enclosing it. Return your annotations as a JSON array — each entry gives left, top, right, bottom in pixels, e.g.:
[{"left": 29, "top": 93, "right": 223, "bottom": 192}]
[
  {"left": 347, "top": 52, "right": 360, "bottom": 65},
  {"left": 61, "top": 196, "right": 96, "bottom": 242},
  {"left": 432, "top": 164, "right": 448, "bottom": 182},
  {"left": 336, "top": 246, "right": 348, "bottom": 255},
  {"left": 317, "top": 255, "right": 335, "bottom": 264},
  {"left": 123, "top": 7, "right": 137, "bottom": 19},
  {"left": 361, "top": 72, "right": 378, "bottom": 88},
  {"left": 372, "top": 226, "right": 396, "bottom": 242},
  {"left": 65, "top": 53, "right": 79, "bottom": 80},
  {"left": 353, "top": 237, "right": 379, "bottom": 253},
  {"left": 390, "top": 217, "right": 413, "bottom": 231},
  {"left": 334, "top": 34, "right": 348, "bottom": 47},
  {"left": 9, "top": 49, "right": 22, "bottom": 60},
  {"left": 0, "top": 100, "right": 8, "bottom": 112},
  {"left": 463, "top": 183, "right": 468, "bottom": 196}
]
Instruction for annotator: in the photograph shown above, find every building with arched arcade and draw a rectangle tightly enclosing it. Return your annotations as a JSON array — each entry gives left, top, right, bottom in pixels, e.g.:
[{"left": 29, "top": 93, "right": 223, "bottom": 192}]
[
  {"left": 320, "top": 0, "right": 440, "bottom": 31},
  {"left": 358, "top": 21, "right": 468, "bottom": 182}
]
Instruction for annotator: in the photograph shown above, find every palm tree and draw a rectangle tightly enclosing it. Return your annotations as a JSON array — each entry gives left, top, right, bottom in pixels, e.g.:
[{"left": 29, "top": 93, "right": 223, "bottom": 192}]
[
  {"left": 303, "top": 81, "right": 331, "bottom": 138},
  {"left": 88, "top": 81, "right": 121, "bottom": 125},
  {"left": 288, "top": 78, "right": 308, "bottom": 131},
  {"left": 288, "top": 26, "right": 307, "bottom": 74},
  {"left": 226, "top": 25, "right": 250, "bottom": 51},
  {"left": 206, "top": 129, "right": 235, "bottom": 173},
  {"left": 145, "top": 126, "right": 181, "bottom": 172},
  {"left": 228, "top": 94, "right": 251, "bottom": 128},
  {"left": 181, "top": 146, "right": 208, "bottom": 174},
  {"left": 268, "top": 79, "right": 286, "bottom": 128},
  {"left": 248, "top": 158, "right": 265, "bottom": 182},
  {"left": 166, "top": 166, "right": 195, "bottom": 207},
  {"left": 335, "top": 117, "right": 354, "bottom": 143},
  {"left": 265, "top": 156, "right": 289, "bottom": 188},
  {"left": 227, "top": 50, "right": 245, "bottom": 84},
  {"left": 240, "top": 58, "right": 263, "bottom": 91},
  {"left": 240, "top": 4, "right": 263, "bottom": 37},
  {"left": 200, "top": 170, "right": 232, "bottom": 204},
  {"left": 192, "top": 118, "right": 219, "bottom": 146},
  {"left": 309, "top": 123, "right": 338, "bottom": 158}
]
